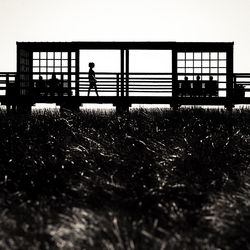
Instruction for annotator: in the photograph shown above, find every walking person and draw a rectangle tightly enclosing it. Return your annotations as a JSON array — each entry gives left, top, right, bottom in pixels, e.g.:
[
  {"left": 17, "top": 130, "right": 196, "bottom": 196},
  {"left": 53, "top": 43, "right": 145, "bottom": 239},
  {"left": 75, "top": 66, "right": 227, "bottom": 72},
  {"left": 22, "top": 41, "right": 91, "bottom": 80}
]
[{"left": 88, "top": 62, "right": 99, "bottom": 97}]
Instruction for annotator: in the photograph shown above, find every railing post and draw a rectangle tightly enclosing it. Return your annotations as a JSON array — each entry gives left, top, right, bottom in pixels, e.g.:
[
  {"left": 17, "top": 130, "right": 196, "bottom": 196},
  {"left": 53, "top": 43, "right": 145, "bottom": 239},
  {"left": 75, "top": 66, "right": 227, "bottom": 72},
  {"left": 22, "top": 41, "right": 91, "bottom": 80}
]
[
  {"left": 6, "top": 73, "right": 9, "bottom": 93},
  {"left": 121, "top": 50, "right": 124, "bottom": 97},
  {"left": 75, "top": 50, "right": 80, "bottom": 97},
  {"left": 68, "top": 51, "right": 72, "bottom": 96},
  {"left": 233, "top": 74, "right": 236, "bottom": 100},
  {"left": 6, "top": 73, "right": 12, "bottom": 113},
  {"left": 116, "top": 73, "right": 119, "bottom": 97},
  {"left": 171, "top": 48, "right": 179, "bottom": 110},
  {"left": 60, "top": 73, "right": 64, "bottom": 96},
  {"left": 226, "top": 46, "right": 234, "bottom": 111},
  {"left": 126, "top": 49, "right": 129, "bottom": 97}
]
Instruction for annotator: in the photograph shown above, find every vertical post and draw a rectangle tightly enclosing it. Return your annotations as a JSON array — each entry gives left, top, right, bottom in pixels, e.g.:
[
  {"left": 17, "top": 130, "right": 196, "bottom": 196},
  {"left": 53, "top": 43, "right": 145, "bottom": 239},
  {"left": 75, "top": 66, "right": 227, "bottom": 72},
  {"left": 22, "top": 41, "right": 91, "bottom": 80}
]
[
  {"left": 60, "top": 73, "right": 64, "bottom": 96},
  {"left": 116, "top": 73, "right": 119, "bottom": 97},
  {"left": 68, "top": 52, "right": 72, "bottom": 96},
  {"left": 29, "top": 50, "right": 33, "bottom": 96},
  {"left": 121, "top": 49, "right": 124, "bottom": 97},
  {"left": 125, "top": 49, "right": 129, "bottom": 97},
  {"left": 6, "top": 73, "right": 9, "bottom": 96},
  {"left": 75, "top": 50, "right": 80, "bottom": 97},
  {"left": 226, "top": 44, "right": 234, "bottom": 110},
  {"left": 16, "top": 44, "right": 20, "bottom": 97},
  {"left": 46, "top": 52, "right": 48, "bottom": 79},
  {"left": 171, "top": 48, "right": 179, "bottom": 109},
  {"left": 6, "top": 73, "right": 10, "bottom": 113},
  {"left": 172, "top": 49, "right": 178, "bottom": 98},
  {"left": 233, "top": 74, "right": 236, "bottom": 88}
]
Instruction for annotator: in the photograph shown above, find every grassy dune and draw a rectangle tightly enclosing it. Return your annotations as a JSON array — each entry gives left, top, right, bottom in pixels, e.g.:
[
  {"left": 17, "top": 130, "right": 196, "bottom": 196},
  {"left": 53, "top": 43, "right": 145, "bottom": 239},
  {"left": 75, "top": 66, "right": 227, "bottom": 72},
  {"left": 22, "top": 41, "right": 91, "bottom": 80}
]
[{"left": 0, "top": 108, "right": 250, "bottom": 249}]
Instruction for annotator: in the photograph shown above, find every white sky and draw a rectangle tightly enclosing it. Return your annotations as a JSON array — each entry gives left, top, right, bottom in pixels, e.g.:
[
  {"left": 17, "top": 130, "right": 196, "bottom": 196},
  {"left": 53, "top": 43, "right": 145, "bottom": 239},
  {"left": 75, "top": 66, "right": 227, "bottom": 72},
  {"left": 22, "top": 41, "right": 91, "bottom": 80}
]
[{"left": 0, "top": 0, "right": 250, "bottom": 72}]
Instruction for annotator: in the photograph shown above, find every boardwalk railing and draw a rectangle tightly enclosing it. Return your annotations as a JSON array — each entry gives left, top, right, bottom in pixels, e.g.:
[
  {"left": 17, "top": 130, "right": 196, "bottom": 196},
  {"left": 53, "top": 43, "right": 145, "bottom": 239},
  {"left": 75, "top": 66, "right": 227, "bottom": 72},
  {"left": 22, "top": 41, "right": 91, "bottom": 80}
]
[
  {"left": 234, "top": 73, "right": 250, "bottom": 98},
  {"left": 0, "top": 71, "right": 250, "bottom": 103},
  {"left": 0, "top": 73, "right": 16, "bottom": 96},
  {"left": 79, "top": 72, "right": 173, "bottom": 97}
]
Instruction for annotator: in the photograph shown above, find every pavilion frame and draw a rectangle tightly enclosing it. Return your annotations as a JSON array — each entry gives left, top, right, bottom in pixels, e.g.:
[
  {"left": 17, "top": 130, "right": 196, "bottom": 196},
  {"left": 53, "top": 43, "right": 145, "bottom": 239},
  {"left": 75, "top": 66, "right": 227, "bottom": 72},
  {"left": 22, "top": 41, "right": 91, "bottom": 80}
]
[{"left": 16, "top": 41, "right": 234, "bottom": 109}]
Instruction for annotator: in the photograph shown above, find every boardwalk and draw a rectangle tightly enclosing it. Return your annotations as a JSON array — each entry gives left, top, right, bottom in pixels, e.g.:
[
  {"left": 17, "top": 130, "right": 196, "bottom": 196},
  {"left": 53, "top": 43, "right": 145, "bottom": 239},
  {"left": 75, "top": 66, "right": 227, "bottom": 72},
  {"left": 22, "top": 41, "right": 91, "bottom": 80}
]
[{"left": 0, "top": 41, "right": 249, "bottom": 112}]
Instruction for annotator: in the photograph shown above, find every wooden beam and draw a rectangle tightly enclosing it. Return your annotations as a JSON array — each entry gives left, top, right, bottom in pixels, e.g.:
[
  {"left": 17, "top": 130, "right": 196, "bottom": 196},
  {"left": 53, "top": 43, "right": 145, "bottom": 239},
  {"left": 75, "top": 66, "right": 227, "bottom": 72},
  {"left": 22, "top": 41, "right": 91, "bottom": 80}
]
[
  {"left": 75, "top": 50, "right": 80, "bottom": 97},
  {"left": 126, "top": 49, "right": 129, "bottom": 97},
  {"left": 121, "top": 49, "right": 124, "bottom": 97},
  {"left": 68, "top": 52, "right": 72, "bottom": 95}
]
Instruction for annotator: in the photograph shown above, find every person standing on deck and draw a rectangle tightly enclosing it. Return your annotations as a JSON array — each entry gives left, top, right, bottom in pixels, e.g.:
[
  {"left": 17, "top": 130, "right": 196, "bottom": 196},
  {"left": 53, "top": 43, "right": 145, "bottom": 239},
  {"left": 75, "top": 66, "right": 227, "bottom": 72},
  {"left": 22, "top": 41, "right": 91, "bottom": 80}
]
[{"left": 88, "top": 62, "right": 99, "bottom": 97}]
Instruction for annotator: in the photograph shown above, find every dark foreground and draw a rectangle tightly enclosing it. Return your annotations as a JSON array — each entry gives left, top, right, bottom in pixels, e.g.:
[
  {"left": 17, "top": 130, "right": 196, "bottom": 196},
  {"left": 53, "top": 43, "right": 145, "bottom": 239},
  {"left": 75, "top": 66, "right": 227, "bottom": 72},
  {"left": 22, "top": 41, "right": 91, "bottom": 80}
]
[{"left": 0, "top": 108, "right": 250, "bottom": 249}]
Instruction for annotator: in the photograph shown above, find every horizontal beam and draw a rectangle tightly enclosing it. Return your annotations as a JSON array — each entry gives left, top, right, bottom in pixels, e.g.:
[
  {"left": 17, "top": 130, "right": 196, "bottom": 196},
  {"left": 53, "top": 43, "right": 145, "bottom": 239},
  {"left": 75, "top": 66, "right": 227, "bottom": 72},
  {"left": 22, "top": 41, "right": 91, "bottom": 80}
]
[
  {"left": 16, "top": 41, "right": 234, "bottom": 52},
  {"left": 0, "top": 96, "right": 248, "bottom": 105}
]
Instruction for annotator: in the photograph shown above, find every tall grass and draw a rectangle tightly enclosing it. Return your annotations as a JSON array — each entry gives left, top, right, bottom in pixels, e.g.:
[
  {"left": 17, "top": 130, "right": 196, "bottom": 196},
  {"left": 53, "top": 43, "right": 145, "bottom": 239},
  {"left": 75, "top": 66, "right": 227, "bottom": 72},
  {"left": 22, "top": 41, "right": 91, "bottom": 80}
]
[{"left": 0, "top": 108, "right": 250, "bottom": 249}]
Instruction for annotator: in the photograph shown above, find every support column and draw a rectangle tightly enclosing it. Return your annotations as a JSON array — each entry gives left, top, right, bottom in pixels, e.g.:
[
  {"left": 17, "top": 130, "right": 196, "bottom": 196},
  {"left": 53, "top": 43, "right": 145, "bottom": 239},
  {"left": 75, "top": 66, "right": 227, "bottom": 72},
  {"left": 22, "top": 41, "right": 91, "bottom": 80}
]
[
  {"left": 17, "top": 103, "right": 32, "bottom": 114},
  {"left": 121, "top": 49, "right": 124, "bottom": 97},
  {"left": 75, "top": 50, "right": 80, "bottom": 97},
  {"left": 28, "top": 50, "right": 33, "bottom": 97},
  {"left": 115, "top": 103, "right": 130, "bottom": 114},
  {"left": 125, "top": 49, "right": 129, "bottom": 97},
  {"left": 115, "top": 49, "right": 130, "bottom": 113},
  {"left": 60, "top": 102, "right": 80, "bottom": 112},
  {"left": 226, "top": 45, "right": 234, "bottom": 110},
  {"left": 171, "top": 48, "right": 179, "bottom": 110},
  {"left": 68, "top": 51, "right": 72, "bottom": 96}
]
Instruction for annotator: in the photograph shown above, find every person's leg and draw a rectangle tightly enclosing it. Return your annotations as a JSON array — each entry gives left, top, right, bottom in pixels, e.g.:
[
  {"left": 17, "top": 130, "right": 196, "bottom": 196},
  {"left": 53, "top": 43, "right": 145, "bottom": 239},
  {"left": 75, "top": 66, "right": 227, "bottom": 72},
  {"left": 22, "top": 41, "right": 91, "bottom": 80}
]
[
  {"left": 88, "top": 85, "right": 91, "bottom": 96},
  {"left": 94, "top": 84, "right": 99, "bottom": 97}
]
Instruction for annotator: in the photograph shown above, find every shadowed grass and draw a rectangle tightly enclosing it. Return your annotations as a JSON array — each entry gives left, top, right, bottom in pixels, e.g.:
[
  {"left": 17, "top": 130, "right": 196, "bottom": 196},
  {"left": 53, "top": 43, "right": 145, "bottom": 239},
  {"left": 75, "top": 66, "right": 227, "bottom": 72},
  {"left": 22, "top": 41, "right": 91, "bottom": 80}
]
[{"left": 0, "top": 107, "right": 250, "bottom": 249}]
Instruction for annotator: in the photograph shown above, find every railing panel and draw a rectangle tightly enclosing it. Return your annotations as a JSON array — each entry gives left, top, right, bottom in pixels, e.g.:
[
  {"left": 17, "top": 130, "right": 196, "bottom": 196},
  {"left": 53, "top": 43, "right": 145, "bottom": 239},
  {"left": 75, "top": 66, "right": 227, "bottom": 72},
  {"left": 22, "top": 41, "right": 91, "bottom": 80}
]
[
  {"left": 128, "top": 73, "right": 172, "bottom": 97},
  {"left": 234, "top": 73, "right": 250, "bottom": 98},
  {"left": 0, "top": 72, "right": 249, "bottom": 106},
  {"left": 79, "top": 72, "right": 118, "bottom": 97}
]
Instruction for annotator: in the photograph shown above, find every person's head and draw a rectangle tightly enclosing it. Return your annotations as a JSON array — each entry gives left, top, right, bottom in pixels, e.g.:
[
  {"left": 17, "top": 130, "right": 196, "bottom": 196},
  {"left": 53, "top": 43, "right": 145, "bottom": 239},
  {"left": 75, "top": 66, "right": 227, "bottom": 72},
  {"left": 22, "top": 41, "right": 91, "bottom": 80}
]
[
  {"left": 197, "top": 75, "right": 200, "bottom": 80},
  {"left": 185, "top": 76, "right": 188, "bottom": 81},
  {"left": 89, "top": 62, "right": 95, "bottom": 68},
  {"left": 52, "top": 73, "right": 56, "bottom": 79},
  {"left": 39, "top": 76, "right": 43, "bottom": 80},
  {"left": 209, "top": 76, "right": 213, "bottom": 81}
]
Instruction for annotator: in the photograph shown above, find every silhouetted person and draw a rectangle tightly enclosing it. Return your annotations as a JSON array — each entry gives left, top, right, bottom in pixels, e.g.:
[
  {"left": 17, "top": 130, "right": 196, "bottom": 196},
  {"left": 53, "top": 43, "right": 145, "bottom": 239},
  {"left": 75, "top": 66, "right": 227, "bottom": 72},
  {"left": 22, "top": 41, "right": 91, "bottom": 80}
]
[
  {"left": 205, "top": 76, "right": 218, "bottom": 97},
  {"left": 193, "top": 75, "right": 202, "bottom": 97},
  {"left": 88, "top": 62, "right": 99, "bottom": 97},
  {"left": 36, "top": 76, "right": 46, "bottom": 96},
  {"left": 235, "top": 82, "right": 245, "bottom": 99},
  {"left": 48, "top": 73, "right": 59, "bottom": 96},
  {"left": 181, "top": 76, "right": 191, "bottom": 97},
  {"left": 57, "top": 74, "right": 65, "bottom": 96}
]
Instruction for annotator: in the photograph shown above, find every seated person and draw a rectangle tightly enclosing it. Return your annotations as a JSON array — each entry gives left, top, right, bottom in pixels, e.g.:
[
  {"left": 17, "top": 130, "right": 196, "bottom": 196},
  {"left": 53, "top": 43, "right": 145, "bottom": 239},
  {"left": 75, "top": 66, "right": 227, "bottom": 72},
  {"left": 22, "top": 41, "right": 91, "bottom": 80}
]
[
  {"left": 204, "top": 76, "right": 218, "bottom": 97},
  {"left": 36, "top": 76, "right": 46, "bottom": 95},
  {"left": 181, "top": 76, "right": 192, "bottom": 97},
  {"left": 193, "top": 75, "right": 203, "bottom": 97},
  {"left": 48, "top": 73, "right": 59, "bottom": 96}
]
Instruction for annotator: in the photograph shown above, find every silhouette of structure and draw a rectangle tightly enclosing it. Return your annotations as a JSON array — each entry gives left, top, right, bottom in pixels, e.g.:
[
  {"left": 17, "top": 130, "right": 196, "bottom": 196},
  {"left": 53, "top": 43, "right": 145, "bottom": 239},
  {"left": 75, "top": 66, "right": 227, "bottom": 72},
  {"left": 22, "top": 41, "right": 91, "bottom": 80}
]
[{"left": 0, "top": 41, "right": 249, "bottom": 112}]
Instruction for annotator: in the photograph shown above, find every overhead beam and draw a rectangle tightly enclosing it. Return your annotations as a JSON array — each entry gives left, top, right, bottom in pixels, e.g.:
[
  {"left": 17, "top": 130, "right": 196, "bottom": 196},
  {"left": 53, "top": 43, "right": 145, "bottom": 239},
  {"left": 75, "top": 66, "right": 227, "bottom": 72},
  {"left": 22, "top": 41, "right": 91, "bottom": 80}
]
[{"left": 16, "top": 41, "right": 234, "bottom": 52}]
